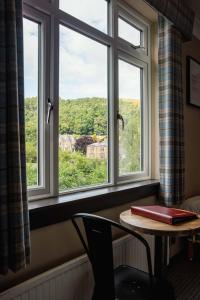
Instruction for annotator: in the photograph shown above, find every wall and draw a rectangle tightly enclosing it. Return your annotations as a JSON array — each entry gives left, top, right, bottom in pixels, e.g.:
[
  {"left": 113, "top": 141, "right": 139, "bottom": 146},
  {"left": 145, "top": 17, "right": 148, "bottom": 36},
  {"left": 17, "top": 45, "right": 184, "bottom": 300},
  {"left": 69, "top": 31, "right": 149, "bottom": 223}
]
[
  {"left": 185, "top": 0, "right": 200, "bottom": 40},
  {"left": 183, "top": 37, "right": 200, "bottom": 198}
]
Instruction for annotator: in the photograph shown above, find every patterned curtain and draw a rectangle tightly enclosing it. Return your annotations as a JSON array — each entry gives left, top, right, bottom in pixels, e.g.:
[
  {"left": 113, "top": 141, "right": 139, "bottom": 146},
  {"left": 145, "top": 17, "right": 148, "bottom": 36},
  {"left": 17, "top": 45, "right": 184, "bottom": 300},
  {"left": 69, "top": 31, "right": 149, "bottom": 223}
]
[
  {"left": 0, "top": 0, "right": 30, "bottom": 274},
  {"left": 145, "top": 0, "right": 194, "bottom": 41},
  {"left": 158, "top": 15, "right": 185, "bottom": 206}
]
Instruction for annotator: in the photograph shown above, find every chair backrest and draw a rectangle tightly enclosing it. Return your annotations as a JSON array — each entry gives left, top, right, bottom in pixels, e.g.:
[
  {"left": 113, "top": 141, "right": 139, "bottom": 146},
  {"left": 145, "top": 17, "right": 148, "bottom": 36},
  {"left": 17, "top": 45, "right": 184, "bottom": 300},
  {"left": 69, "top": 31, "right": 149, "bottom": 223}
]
[{"left": 71, "top": 213, "right": 153, "bottom": 300}]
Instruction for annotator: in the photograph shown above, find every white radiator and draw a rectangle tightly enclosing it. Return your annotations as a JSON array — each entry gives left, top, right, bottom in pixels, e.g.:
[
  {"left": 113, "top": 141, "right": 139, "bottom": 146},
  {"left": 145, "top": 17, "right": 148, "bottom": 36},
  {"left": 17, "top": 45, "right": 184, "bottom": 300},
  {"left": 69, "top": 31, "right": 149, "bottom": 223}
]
[{"left": 0, "top": 234, "right": 154, "bottom": 300}]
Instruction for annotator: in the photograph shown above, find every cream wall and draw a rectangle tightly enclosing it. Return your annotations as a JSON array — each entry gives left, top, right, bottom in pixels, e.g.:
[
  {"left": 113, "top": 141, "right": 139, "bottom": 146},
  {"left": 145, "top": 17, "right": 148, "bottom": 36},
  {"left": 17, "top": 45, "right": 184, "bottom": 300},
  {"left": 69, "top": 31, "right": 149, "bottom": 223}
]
[{"left": 183, "top": 37, "right": 200, "bottom": 198}]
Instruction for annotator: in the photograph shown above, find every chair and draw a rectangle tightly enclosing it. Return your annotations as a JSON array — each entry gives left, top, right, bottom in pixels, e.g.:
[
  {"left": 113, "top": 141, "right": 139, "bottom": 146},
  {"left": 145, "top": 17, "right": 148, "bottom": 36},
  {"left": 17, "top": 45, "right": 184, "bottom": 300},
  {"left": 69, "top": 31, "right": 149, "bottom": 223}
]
[{"left": 71, "top": 213, "right": 175, "bottom": 300}]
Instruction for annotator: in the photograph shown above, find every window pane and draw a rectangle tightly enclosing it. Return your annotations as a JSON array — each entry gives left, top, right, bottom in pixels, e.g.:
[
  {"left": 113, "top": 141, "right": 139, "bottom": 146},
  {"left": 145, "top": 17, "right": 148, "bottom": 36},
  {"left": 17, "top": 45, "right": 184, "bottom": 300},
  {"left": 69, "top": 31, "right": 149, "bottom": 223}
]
[
  {"left": 23, "top": 18, "right": 40, "bottom": 187},
  {"left": 118, "top": 59, "right": 142, "bottom": 176},
  {"left": 59, "top": 25, "right": 108, "bottom": 191},
  {"left": 118, "top": 17, "right": 141, "bottom": 46},
  {"left": 59, "top": 0, "right": 108, "bottom": 33}
]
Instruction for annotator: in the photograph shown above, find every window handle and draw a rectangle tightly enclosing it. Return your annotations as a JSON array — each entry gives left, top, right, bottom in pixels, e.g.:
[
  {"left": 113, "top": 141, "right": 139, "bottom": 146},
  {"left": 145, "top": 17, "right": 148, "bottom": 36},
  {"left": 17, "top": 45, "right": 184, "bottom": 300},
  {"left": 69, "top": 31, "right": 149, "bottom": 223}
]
[
  {"left": 117, "top": 112, "right": 125, "bottom": 130},
  {"left": 131, "top": 45, "right": 145, "bottom": 50},
  {"left": 47, "top": 98, "right": 54, "bottom": 124}
]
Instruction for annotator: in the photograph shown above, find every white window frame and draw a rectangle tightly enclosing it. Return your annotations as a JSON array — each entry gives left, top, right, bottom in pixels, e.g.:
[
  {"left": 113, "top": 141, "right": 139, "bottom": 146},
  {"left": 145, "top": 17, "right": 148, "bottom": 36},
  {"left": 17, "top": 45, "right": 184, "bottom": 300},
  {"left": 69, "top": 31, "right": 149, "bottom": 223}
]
[
  {"left": 23, "top": 0, "right": 151, "bottom": 200},
  {"left": 23, "top": 3, "right": 51, "bottom": 198},
  {"left": 116, "top": 53, "right": 150, "bottom": 182}
]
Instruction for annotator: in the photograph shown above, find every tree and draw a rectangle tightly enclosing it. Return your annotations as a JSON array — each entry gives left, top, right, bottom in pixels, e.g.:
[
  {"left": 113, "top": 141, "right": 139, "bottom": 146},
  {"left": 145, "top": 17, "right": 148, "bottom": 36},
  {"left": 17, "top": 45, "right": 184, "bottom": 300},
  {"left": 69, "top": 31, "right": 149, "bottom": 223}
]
[
  {"left": 119, "top": 100, "right": 141, "bottom": 174},
  {"left": 59, "top": 150, "right": 106, "bottom": 190}
]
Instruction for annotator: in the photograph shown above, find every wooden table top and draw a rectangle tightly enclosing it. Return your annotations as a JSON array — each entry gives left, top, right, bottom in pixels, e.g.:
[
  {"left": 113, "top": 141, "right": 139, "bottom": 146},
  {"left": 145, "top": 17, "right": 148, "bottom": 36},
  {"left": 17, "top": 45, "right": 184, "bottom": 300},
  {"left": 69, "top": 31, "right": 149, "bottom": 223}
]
[{"left": 120, "top": 210, "right": 200, "bottom": 237}]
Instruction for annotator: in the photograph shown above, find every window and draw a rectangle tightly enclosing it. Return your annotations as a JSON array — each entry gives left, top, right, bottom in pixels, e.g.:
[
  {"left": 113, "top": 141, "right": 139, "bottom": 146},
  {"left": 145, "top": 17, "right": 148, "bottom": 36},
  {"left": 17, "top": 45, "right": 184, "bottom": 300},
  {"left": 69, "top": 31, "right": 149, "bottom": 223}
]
[
  {"left": 59, "top": 25, "right": 108, "bottom": 191},
  {"left": 24, "top": 18, "right": 39, "bottom": 188},
  {"left": 23, "top": 0, "right": 151, "bottom": 200},
  {"left": 23, "top": 5, "right": 50, "bottom": 198},
  {"left": 118, "top": 17, "right": 141, "bottom": 47},
  {"left": 118, "top": 59, "right": 142, "bottom": 175}
]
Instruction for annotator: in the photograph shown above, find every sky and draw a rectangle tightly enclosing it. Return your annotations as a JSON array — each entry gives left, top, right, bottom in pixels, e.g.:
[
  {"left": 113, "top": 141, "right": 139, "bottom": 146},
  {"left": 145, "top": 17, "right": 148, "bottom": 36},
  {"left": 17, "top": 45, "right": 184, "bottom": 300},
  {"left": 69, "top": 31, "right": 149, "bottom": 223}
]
[
  {"left": 23, "top": 1, "right": 140, "bottom": 100},
  {"left": 23, "top": 18, "right": 38, "bottom": 99}
]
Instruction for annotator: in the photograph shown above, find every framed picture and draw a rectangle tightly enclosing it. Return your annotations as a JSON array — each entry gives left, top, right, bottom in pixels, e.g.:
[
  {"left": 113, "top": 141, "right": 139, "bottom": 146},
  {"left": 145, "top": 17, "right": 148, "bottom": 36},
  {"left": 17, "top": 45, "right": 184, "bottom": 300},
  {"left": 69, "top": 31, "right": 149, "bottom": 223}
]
[{"left": 187, "top": 56, "right": 200, "bottom": 108}]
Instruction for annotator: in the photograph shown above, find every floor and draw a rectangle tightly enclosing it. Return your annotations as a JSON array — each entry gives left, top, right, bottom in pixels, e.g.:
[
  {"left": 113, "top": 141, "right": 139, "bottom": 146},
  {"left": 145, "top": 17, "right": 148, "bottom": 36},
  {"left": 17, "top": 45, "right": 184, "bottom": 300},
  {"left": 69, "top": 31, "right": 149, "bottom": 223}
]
[{"left": 166, "top": 254, "right": 200, "bottom": 300}]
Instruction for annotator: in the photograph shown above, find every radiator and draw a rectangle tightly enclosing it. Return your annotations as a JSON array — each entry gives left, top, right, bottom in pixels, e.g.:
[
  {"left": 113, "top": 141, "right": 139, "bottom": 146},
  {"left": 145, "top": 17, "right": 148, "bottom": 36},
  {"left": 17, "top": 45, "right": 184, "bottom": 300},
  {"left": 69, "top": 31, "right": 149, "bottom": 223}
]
[{"left": 0, "top": 234, "right": 154, "bottom": 300}]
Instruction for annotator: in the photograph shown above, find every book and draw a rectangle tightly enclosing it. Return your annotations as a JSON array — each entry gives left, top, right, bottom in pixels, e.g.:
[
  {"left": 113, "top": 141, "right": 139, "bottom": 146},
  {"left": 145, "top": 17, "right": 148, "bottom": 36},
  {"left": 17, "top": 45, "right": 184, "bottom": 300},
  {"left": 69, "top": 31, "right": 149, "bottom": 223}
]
[{"left": 131, "top": 205, "right": 198, "bottom": 225}]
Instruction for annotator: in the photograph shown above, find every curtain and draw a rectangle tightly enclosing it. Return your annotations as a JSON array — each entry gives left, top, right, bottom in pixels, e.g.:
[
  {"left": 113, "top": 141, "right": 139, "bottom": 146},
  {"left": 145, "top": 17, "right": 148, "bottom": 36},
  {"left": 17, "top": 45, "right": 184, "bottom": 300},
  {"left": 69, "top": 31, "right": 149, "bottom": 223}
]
[
  {"left": 158, "top": 15, "right": 185, "bottom": 206},
  {"left": 145, "top": 0, "right": 194, "bottom": 41},
  {"left": 0, "top": 0, "right": 30, "bottom": 274}
]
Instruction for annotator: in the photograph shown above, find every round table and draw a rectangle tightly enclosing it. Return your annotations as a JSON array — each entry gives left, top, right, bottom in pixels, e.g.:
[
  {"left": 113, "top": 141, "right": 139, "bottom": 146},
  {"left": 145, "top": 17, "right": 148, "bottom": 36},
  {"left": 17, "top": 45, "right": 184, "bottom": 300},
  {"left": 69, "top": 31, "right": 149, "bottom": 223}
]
[{"left": 120, "top": 210, "right": 200, "bottom": 277}]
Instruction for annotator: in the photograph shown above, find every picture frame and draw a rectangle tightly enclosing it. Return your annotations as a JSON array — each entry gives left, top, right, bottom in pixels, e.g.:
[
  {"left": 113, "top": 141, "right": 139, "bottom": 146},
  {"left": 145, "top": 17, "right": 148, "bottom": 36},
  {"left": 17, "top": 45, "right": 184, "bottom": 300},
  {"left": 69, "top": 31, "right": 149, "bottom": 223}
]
[{"left": 187, "top": 56, "right": 200, "bottom": 108}]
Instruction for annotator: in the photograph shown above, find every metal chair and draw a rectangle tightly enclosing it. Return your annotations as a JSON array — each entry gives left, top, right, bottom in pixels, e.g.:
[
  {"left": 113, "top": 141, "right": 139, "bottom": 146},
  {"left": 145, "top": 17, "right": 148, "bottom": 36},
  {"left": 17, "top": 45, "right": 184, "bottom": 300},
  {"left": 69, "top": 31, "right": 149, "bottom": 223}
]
[{"left": 71, "top": 213, "right": 175, "bottom": 300}]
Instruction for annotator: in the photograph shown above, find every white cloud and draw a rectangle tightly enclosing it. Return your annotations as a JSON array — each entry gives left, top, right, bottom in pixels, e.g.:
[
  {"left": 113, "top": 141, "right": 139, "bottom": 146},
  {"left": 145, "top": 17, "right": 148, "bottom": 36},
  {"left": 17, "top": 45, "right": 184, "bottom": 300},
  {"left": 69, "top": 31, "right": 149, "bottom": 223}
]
[
  {"left": 23, "top": 18, "right": 38, "bottom": 97},
  {"left": 119, "top": 60, "right": 141, "bottom": 100},
  {"left": 59, "top": 25, "right": 107, "bottom": 99},
  {"left": 118, "top": 18, "right": 141, "bottom": 46},
  {"left": 59, "top": 0, "right": 107, "bottom": 33}
]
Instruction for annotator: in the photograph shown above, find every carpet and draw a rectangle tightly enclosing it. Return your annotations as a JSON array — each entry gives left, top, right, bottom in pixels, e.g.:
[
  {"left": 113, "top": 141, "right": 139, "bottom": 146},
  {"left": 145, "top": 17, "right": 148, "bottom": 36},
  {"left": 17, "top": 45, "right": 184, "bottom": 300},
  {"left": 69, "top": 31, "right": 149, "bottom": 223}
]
[{"left": 166, "top": 256, "right": 200, "bottom": 300}]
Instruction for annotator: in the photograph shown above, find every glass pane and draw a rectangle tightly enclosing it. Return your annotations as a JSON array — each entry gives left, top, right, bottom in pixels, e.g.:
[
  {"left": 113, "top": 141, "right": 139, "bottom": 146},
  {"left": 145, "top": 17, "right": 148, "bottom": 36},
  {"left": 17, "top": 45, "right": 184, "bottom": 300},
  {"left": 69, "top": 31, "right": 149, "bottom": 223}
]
[
  {"left": 23, "top": 18, "right": 39, "bottom": 187},
  {"left": 118, "top": 59, "right": 142, "bottom": 176},
  {"left": 59, "top": 0, "right": 108, "bottom": 33},
  {"left": 59, "top": 25, "right": 108, "bottom": 191},
  {"left": 118, "top": 17, "right": 141, "bottom": 46}
]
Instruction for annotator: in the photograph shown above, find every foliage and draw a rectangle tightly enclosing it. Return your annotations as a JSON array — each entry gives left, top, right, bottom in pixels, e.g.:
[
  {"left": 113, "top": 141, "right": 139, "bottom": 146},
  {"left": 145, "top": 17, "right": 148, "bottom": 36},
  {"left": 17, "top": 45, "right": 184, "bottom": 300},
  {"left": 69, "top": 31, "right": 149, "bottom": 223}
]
[
  {"left": 119, "top": 100, "right": 141, "bottom": 174},
  {"left": 25, "top": 97, "right": 37, "bottom": 144},
  {"left": 74, "top": 136, "right": 94, "bottom": 154},
  {"left": 59, "top": 98, "right": 107, "bottom": 135},
  {"left": 26, "top": 163, "right": 37, "bottom": 187},
  {"left": 59, "top": 150, "right": 106, "bottom": 190}
]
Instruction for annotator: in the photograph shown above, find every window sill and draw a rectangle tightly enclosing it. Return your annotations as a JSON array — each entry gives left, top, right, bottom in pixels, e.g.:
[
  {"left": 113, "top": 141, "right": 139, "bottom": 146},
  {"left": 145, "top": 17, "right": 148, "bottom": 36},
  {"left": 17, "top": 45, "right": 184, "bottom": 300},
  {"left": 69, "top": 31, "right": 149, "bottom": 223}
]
[{"left": 29, "top": 180, "right": 160, "bottom": 230}]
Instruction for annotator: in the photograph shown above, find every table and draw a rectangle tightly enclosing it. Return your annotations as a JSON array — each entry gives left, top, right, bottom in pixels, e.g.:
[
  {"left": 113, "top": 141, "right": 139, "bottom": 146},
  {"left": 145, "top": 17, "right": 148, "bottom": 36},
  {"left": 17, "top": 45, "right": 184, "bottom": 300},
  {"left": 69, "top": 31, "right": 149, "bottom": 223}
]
[{"left": 120, "top": 210, "right": 200, "bottom": 278}]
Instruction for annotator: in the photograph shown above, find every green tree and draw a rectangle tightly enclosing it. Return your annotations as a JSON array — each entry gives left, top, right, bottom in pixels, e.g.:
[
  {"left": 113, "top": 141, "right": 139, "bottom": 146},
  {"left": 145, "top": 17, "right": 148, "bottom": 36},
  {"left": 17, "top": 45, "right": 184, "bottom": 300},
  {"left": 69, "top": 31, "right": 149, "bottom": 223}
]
[
  {"left": 59, "top": 98, "right": 107, "bottom": 136},
  {"left": 59, "top": 150, "right": 106, "bottom": 190},
  {"left": 119, "top": 100, "right": 141, "bottom": 174}
]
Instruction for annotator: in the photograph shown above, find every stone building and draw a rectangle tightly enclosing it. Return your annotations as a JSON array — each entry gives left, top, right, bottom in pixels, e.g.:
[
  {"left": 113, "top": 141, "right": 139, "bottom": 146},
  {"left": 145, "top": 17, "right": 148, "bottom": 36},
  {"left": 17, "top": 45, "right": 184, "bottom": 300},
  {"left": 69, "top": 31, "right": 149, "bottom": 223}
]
[
  {"left": 59, "top": 135, "right": 76, "bottom": 152},
  {"left": 86, "top": 141, "right": 107, "bottom": 160}
]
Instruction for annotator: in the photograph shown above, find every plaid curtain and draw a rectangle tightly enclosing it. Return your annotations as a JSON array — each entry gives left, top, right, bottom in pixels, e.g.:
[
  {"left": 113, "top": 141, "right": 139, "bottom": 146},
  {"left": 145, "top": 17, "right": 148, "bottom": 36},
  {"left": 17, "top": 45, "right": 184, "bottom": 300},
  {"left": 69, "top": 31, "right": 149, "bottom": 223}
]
[
  {"left": 145, "top": 0, "right": 194, "bottom": 41},
  {"left": 158, "top": 15, "right": 185, "bottom": 206},
  {"left": 0, "top": 0, "right": 30, "bottom": 274}
]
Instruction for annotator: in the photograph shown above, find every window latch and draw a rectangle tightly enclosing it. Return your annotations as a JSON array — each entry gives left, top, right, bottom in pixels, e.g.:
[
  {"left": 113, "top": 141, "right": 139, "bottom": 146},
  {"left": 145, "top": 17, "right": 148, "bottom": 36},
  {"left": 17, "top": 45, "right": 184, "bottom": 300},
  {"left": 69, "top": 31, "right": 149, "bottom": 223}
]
[
  {"left": 47, "top": 98, "right": 54, "bottom": 124},
  {"left": 131, "top": 45, "right": 145, "bottom": 50},
  {"left": 117, "top": 112, "right": 125, "bottom": 130}
]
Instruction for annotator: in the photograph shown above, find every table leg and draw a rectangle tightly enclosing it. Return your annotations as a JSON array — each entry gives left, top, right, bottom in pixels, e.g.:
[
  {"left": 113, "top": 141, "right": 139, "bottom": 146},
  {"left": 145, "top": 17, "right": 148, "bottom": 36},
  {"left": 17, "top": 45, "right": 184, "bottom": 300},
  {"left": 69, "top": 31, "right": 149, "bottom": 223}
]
[{"left": 154, "top": 236, "right": 168, "bottom": 278}]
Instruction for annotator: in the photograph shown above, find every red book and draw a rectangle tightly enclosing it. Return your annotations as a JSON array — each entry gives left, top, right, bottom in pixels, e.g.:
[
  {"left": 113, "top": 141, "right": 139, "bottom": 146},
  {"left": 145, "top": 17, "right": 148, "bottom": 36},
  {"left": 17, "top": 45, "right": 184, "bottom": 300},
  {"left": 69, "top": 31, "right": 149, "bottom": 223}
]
[{"left": 131, "top": 205, "right": 198, "bottom": 225}]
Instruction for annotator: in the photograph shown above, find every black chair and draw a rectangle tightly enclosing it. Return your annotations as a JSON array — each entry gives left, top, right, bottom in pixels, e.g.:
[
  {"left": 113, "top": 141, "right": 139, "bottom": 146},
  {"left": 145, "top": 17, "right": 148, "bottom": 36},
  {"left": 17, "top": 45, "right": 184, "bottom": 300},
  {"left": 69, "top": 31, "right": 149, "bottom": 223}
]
[{"left": 71, "top": 213, "right": 175, "bottom": 300}]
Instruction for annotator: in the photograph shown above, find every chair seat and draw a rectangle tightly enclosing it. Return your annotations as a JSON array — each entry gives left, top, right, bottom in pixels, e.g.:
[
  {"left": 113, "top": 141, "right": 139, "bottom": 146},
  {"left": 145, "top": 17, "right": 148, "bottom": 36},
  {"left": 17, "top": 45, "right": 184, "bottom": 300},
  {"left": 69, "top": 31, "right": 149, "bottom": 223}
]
[{"left": 114, "top": 265, "right": 174, "bottom": 300}]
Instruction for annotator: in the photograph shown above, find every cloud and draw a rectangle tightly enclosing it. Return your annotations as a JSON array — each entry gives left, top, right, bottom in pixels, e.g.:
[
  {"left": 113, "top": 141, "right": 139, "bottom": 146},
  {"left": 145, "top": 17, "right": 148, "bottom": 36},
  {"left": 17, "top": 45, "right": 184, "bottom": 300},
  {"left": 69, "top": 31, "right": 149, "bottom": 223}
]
[
  {"left": 118, "top": 60, "right": 141, "bottom": 99},
  {"left": 59, "top": 25, "right": 107, "bottom": 99},
  {"left": 59, "top": 0, "right": 107, "bottom": 33},
  {"left": 23, "top": 18, "right": 38, "bottom": 98},
  {"left": 118, "top": 18, "right": 141, "bottom": 46}
]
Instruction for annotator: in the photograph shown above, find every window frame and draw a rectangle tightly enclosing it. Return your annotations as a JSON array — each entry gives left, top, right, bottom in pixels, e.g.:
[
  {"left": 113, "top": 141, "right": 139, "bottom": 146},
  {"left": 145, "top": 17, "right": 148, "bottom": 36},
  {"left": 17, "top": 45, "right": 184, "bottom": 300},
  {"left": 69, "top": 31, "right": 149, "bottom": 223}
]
[
  {"left": 117, "top": 52, "right": 150, "bottom": 183},
  {"left": 23, "top": 0, "right": 151, "bottom": 201},
  {"left": 117, "top": 3, "right": 149, "bottom": 57},
  {"left": 23, "top": 3, "right": 51, "bottom": 198},
  {"left": 58, "top": 23, "right": 111, "bottom": 193}
]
